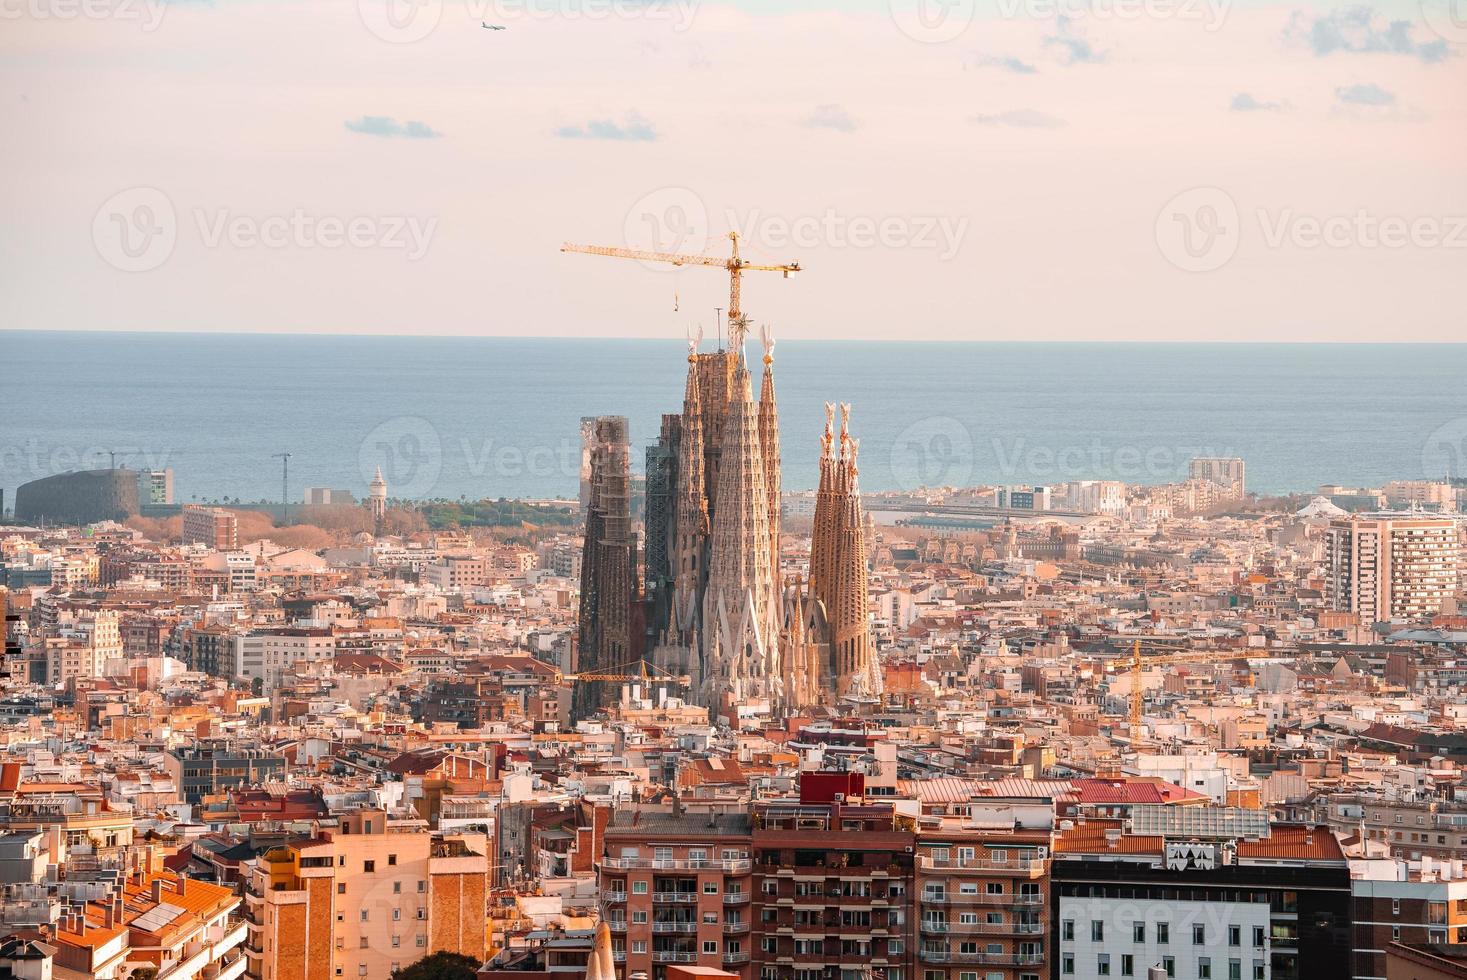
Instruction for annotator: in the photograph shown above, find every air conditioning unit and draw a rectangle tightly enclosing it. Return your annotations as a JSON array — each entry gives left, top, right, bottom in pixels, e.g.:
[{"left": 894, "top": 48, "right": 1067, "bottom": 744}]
[{"left": 833, "top": 793, "right": 846, "bottom": 803}]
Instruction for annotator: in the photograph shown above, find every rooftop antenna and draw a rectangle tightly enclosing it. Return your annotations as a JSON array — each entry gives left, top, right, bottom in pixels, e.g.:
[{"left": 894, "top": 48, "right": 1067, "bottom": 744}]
[
  {"left": 272, "top": 452, "right": 292, "bottom": 523},
  {"left": 107, "top": 452, "right": 117, "bottom": 470}
]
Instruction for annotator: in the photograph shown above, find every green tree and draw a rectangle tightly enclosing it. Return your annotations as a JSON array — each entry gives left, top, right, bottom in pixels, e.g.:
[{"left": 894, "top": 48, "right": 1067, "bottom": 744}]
[{"left": 390, "top": 953, "right": 480, "bottom": 980}]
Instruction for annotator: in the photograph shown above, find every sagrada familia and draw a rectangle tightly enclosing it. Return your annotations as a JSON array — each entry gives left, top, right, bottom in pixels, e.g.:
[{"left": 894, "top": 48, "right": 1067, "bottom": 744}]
[{"left": 577, "top": 320, "right": 882, "bottom": 723}]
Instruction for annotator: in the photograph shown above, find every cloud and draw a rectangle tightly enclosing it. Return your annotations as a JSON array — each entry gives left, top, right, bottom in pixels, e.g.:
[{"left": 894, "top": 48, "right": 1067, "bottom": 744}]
[
  {"left": 344, "top": 116, "right": 442, "bottom": 139},
  {"left": 802, "top": 104, "right": 857, "bottom": 133},
  {"left": 1043, "top": 17, "right": 1106, "bottom": 65},
  {"left": 1230, "top": 93, "right": 1284, "bottom": 112},
  {"left": 554, "top": 112, "right": 657, "bottom": 141},
  {"left": 971, "top": 109, "right": 1066, "bottom": 128},
  {"left": 971, "top": 53, "right": 1038, "bottom": 74},
  {"left": 1336, "top": 82, "right": 1396, "bottom": 105},
  {"left": 1286, "top": 7, "right": 1451, "bottom": 64}
]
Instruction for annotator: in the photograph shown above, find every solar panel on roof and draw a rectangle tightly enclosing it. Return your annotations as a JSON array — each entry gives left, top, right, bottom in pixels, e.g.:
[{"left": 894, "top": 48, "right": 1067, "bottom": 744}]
[
  {"left": 130, "top": 902, "right": 186, "bottom": 933},
  {"left": 1129, "top": 805, "right": 1269, "bottom": 840}
]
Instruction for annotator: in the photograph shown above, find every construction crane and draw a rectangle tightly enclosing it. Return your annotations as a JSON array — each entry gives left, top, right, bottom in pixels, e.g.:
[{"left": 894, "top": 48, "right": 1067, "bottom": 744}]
[
  {"left": 1116, "top": 638, "right": 1308, "bottom": 731},
  {"left": 561, "top": 232, "right": 800, "bottom": 334},
  {"left": 555, "top": 658, "right": 690, "bottom": 688}
]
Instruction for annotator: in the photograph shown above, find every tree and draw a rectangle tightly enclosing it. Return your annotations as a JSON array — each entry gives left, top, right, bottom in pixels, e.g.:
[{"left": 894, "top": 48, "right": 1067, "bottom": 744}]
[{"left": 390, "top": 953, "right": 480, "bottom": 980}]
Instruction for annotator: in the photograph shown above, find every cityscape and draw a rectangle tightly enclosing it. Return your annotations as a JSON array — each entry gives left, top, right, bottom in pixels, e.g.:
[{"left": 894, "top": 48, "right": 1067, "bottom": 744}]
[{"left": 5, "top": 1, "right": 1467, "bottom": 980}]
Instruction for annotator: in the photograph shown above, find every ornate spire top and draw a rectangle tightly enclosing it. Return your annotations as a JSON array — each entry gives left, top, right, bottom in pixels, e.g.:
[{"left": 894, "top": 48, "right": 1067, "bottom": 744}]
[
  {"left": 760, "top": 323, "right": 776, "bottom": 366},
  {"left": 729, "top": 315, "right": 750, "bottom": 359},
  {"left": 838, "top": 403, "right": 852, "bottom": 457},
  {"left": 686, "top": 323, "right": 703, "bottom": 362},
  {"left": 821, "top": 402, "right": 835, "bottom": 460}
]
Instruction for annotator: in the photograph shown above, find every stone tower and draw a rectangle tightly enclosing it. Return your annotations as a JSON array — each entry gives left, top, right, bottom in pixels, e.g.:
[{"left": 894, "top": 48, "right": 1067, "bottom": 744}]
[
  {"left": 575, "top": 416, "right": 636, "bottom": 720},
  {"left": 368, "top": 466, "right": 387, "bottom": 536}
]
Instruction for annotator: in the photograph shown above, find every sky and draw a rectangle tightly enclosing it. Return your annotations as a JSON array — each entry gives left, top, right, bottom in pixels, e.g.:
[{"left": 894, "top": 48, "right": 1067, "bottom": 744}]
[{"left": 1, "top": 0, "right": 1464, "bottom": 342}]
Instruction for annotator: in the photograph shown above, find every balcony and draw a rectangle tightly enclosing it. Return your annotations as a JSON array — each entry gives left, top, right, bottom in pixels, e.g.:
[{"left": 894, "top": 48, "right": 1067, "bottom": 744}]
[
  {"left": 922, "top": 920, "right": 1043, "bottom": 936},
  {"left": 922, "top": 892, "right": 1043, "bottom": 907},
  {"left": 724, "top": 951, "right": 751, "bottom": 964},
  {"left": 605, "top": 891, "right": 628, "bottom": 903},
  {"left": 601, "top": 857, "right": 752, "bottom": 872},
  {"left": 723, "top": 893, "right": 750, "bottom": 905},
  {"left": 920, "top": 950, "right": 1045, "bottom": 966},
  {"left": 919, "top": 856, "right": 1046, "bottom": 876},
  {"left": 724, "top": 921, "right": 750, "bottom": 934},
  {"left": 652, "top": 923, "right": 698, "bottom": 934},
  {"left": 652, "top": 952, "right": 698, "bottom": 963},
  {"left": 607, "top": 921, "right": 627, "bottom": 933},
  {"left": 652, "top": 893, "right": 698, "bottom": 904}
]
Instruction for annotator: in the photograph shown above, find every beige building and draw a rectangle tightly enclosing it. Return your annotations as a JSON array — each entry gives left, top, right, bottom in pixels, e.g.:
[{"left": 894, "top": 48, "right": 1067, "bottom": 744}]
[
  {"left": 1325, "top": 516, "right": 1461, "bottom": 621},
  {"left": 244, "top": 808, "right": 489, "bottom": 980}
]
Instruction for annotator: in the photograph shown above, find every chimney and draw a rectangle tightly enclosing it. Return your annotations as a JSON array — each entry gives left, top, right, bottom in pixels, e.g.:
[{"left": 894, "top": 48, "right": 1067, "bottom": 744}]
[
  {"left": 175, "top": 874, "right": 186, "bottom": 897},
  {"left": 151, "top": 878, "right": 164, "bottom": 904},
  {"left": 104, "top": 904, "right": 115, "bottom": 929}
]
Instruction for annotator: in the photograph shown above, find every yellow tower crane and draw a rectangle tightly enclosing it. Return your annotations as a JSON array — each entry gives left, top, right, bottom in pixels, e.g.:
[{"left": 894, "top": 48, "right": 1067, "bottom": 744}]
[
  {"left": 561, "top": 232, "right": 800, "bottom": 332},
  {"left": 1119, "top": 638, "right": 1307, "bottom": 731},
  {"left": 555, "top": 658, "right": 691, "bottom": 688}
]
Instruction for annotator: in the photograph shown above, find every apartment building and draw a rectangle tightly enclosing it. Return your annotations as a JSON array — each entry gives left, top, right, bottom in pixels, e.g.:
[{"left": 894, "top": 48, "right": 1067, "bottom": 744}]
[
  {"left": 1050, "top": 807, "right": 1351, "bottom": 980},
  {"left": 1325, "top": 516, "right": 1460, "bottom": 622},
  {"left": 182, "top": 506, "right": 239, "bottom": 551},
  {"left": 233, "top": 627, "right": 334, "bottom": 691},
  {"left": 599, "top": 809, "right": 754, "bottom": 980},
  {"left": 1351, "top": 859, "right": 1467, "bottom": 980},
  {"left": 751, "top": 789, "right": 917, "bottom": 980},
  {"left": 243, "top": 808, "right": 489, "bottom": 980},
  {"left": 1189, "top": 458, "right": 1247, "bottom": 498},
  {"left": 915, "top": 801, "right": 1055, "bottom": 980}
]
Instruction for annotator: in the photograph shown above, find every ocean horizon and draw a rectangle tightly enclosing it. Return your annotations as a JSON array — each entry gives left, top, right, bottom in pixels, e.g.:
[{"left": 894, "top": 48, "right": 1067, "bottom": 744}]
[{"left": 4, "top": 330, "right": 1466, "bottom": 507}]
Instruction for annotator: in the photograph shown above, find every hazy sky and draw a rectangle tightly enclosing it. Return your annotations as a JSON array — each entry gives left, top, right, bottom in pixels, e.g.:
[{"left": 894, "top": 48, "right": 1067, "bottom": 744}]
[{"left": 2, "top": 0, "right": 1464, "bottom": 341}]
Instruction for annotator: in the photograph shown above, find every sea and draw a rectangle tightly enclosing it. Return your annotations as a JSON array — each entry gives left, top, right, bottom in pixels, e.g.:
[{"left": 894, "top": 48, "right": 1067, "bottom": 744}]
[{"left": 3, "top": 331, "right": 1466, "bottom": 508}]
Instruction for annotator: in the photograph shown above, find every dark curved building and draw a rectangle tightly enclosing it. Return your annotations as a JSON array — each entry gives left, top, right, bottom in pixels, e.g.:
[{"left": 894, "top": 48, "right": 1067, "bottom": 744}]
[{"left": 14, "top": 468, "right": 140, "bottom": 526}]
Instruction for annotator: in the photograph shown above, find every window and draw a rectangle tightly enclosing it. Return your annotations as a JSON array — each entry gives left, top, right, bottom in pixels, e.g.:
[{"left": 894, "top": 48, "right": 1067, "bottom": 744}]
[
  {"left": 360, "top": 910, "right": 369, "bottom": 922},
  {"left": 1198, "top": 958, "right": 1211, "bottom": 979},
  {"left": 1098, "top": 954, "right": 1111, "bottom": 976},
  {"left": 391, "top": 937, "right": 400, "bottom": 949},
  {"left": 1228, "top": 960, "right": 1241, "bottom": 980},
  {"left": 337, "top": 883, "right": 346, "bottom": 894},
  {"left": 1392, "top": 899, "right": 1401, "bottom": 915},
  {"left": 1158, "top": 923, "right": 1170, "bottom": 945},
  {"left": 417, "top": 880, "right": 425, "bottom": 893},
  {"left": 704, "top": 882, "right": 719, "bottom": 894},
  {"left": 1062, "top": 921, "right": 1074, "bottom": 942},
  {"left": 1133, "top": 923, "right": 1145, "bottom": 943},
  {"left": 632, "top": 881, "right": 648, "bottom": 894},
  {"left": 415, "top": 936, "right": 425, "bottom": 949},
  {"left": 392, "top": 881, "right": 401, "bottom": 895},
  {"left": 632, "top": 911, "right": 647, "bottom": 923},
  {"left": 1228, "top": 926, "right": 1240, "bottom": 947},
  {"left": 762, "top": 938, "right": 777, "bottom": 953},
  {"left": 364, "top": 860, "right": 375, "bottom": 873},
  {"left": 703, "top": 941, "right": 719, "bottom": 954},
  {"left": 392, "top": 909, "right": 401, "bottom": 921},
  {"left": 1194, "top": 925, "right": 1206, "bottom": 946},
  {"left": 1252, "top": 962, "right": 1264, "bottom": 980},
  {"left": 388, "top": 854, "right": 397, "bottom": 866},
  {"left": 1121, "top": 955, "right": 1134, "bottom": 977},
  {"left": 1093, "top": 921, "right": 1105, "bottom": 942},
  {"left": 1062, "top": 955, "right": 1074, "bottom": 976},
  {"left": 986, "top": 883, "right": 1003, "bottom": 895},
  {"left": 359, "top": 938, "right": 368, "bottom": 949},
  {"left": 632, "top": 941, "right": 647, "bottom": 954},
  {"left": 1163, "top": 957, "right": 1175, "bottom": 978},
  {"left": 416, "top": 908, "right": 426, "bottom": 920},
  {"left": 1252, "top": 927, "right": 1264, "bottom": 948}
]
